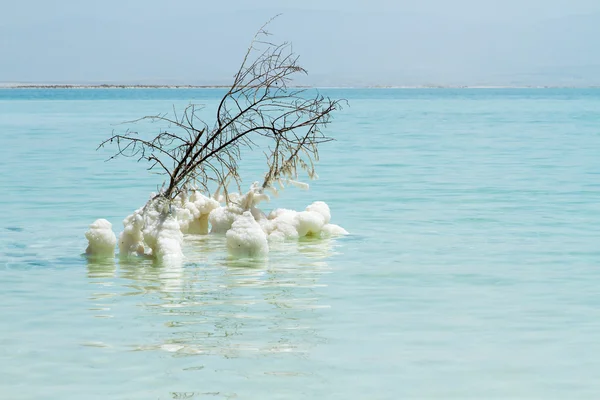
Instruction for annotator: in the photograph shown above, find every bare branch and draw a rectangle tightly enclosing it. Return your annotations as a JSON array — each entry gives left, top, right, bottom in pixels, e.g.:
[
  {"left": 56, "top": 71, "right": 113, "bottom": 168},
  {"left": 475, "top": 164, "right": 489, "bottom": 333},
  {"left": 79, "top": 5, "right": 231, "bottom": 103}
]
[{"left": 100, "top": 16, "right": 344, "bottom": 204}]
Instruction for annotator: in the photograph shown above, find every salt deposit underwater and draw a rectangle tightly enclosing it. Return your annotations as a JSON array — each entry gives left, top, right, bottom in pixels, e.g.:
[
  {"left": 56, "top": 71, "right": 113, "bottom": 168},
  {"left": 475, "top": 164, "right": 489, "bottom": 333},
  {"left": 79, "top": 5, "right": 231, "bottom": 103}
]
[{"left": 86, "top": 182, "right": 347, "bottom": 260}]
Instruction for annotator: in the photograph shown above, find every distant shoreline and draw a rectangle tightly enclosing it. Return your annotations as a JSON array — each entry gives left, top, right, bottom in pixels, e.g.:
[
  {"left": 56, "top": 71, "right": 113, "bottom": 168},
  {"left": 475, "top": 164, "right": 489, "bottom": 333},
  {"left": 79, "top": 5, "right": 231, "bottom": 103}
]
[
  {"left": 1, "top": 83, "right": 599, "bottom": 89},
  {"left": 0, "top": 84, "right": 232, "bottom": 89}
]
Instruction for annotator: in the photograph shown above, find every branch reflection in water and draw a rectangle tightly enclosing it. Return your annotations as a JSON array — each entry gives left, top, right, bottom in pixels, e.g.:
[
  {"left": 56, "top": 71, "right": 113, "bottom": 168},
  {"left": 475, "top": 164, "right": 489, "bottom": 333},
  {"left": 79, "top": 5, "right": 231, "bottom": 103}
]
[{"left": 85, "top": 235, "right": 339, "bottom": 360}]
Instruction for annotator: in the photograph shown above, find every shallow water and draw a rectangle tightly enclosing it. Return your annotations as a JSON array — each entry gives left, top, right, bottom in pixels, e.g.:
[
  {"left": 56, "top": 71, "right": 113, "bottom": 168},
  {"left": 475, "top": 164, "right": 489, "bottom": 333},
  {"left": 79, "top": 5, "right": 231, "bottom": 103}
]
[{"left": 1, "top": 88, "right": 600, "bottom": 399}]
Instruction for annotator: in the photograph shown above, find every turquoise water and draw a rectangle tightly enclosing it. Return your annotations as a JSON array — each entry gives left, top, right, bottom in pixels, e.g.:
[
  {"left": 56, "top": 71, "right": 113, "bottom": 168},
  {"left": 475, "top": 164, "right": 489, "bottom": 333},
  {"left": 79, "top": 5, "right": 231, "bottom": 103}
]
[{"left": 1, "top": 88, "right": 600, "bottom": 399}]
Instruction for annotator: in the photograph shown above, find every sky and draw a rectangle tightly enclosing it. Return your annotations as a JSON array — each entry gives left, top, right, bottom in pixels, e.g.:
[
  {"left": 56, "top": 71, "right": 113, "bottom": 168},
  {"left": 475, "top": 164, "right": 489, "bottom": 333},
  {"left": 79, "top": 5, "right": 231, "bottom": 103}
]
[{"left": 1, "top": 0, "right": 600, "bottom": 86}]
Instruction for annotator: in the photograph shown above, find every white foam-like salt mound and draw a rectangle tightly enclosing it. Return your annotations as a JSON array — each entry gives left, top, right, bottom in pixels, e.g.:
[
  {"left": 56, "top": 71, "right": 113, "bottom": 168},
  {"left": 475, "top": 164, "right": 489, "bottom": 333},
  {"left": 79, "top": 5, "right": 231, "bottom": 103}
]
[
  {"left": 295, "top": 210, "right": 326, "bottom": 237},
  {"left": 152, "top": 217, "right": 184, "bottom": 262},
  {"left": 267, "top": 208, "right": 296, "bottom": 220},
  {"left": 188, "top": 191, "right": 221, "bottom": 234},
  {"left": 262, "top": 201, "right": 342, "bottom": 241},
  {"left": 175, "top": 191, "right": 220, "bottom": 234},
  {"left": 116, "top": 190, "right": 219, "bottom": 261},
  {"left": 210, "top": 183, "right": 271, "bottom": 234},
  {"left": 85, "top": 219, "right": 117, "bottom": 256},
  {"left": 226, "top": 211, "right": 269, "bottom": 257},
  {"left": 140, "top": 206, "right": 162, "bottom": 255},
  {"left": 249, "top": 206, "right": 268, "bottom": 223},
  {"left": 267, "top": 220, "right": 299, "bottom": 241},
  {"left": 117, "top": 198, "right": 185, "bottom": 261},
  {"left": 119, "top": 208, "right": 146, "bottom": 256},
  {"left": 140, "top": 202, "right": 180, "bottom": 258},
  {"left": 320, "top": 223, "right": 349, "bottom": 237},
  {"left": 209, "top": 205, "right": 242, "bottom": 234},
  {"left": 305, "top": 201, "right": 331, "bottom": 224},
  {"left": 262, "top": 208, "right": 296, "bottom": 241},
  {"left": 107, "top": 183, "right": 345, "bottom": 260}
]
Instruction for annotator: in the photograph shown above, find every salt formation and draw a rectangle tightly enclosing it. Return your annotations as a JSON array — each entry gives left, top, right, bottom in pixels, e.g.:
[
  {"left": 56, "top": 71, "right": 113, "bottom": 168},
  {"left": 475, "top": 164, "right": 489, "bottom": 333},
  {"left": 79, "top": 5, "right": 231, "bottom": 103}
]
[
  {"left": 262, "top": 201, "right": 348, "bottom": 241},
  {"left": 119, "top": 208, "right": 145, "bottom": 256},
  {"left": 147, "top": 216, "right": 184, "bottom": 262},
  {"left": 210, "top": 184, "right": 348, "bottom": 256},
  {"left": 226, "top": 211, "right": 269, "bottom": 257},
  {"left": 320, "top": 223, "right": 349, "bottom": 237},
  {"left": 118, "top": 197, "right": 183, "bottom": 261},
  {"left": 85, "top": 219, "right": 117, "bottom": 257},
  {"left": 173, "top": 190, "right": 220, "bottom": 234},
  {"left": 209, "top": 183, "right": 268, "bottom": 234},
  {"left": 87, "top": 184, "right": 347, "bottom": 261}
]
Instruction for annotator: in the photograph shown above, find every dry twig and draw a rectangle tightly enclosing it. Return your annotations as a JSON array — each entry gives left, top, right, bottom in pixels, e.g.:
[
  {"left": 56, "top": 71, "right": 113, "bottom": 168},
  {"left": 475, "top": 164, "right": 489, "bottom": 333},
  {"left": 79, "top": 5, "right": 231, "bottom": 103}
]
[{"left": 99, "top": 18, "right": 344, "bottom": 203}]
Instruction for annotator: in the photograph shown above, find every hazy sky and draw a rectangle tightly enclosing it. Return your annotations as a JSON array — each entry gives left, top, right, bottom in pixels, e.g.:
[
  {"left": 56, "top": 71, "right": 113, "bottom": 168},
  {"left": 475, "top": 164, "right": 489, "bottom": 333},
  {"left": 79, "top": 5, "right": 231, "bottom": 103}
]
[{"left": 2, "top": 0, "right": 600, "bottom": 86}]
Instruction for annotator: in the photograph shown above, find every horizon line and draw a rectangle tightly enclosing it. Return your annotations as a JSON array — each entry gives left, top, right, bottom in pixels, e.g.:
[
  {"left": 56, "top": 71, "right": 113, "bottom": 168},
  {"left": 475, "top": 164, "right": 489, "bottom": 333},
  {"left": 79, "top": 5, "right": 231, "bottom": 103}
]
[{"left": 2, "top": 83, "right": 600, "bottom": 90}]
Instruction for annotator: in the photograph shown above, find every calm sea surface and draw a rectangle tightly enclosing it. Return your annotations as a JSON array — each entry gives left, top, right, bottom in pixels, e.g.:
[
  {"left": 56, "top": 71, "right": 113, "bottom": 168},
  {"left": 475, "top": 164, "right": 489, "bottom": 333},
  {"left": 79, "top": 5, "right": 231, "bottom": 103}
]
[{"left": 1, "top": 88, "right": 599, "bottom": 399}]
